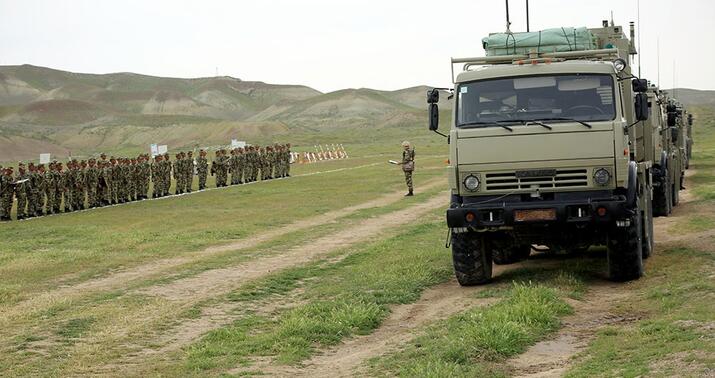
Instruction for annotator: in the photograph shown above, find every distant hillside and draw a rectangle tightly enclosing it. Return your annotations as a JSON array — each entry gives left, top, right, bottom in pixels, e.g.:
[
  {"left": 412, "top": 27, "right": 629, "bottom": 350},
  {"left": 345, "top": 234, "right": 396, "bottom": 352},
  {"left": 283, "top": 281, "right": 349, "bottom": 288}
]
[
  {"left": 0, "top": 65, "right": 323, "bottom": 125},
  {"left": 665, "top": 88, "right": 715, "bottom": 108},
  {"left": 0, "top": 65, "right": 448, "bottom": 161}
]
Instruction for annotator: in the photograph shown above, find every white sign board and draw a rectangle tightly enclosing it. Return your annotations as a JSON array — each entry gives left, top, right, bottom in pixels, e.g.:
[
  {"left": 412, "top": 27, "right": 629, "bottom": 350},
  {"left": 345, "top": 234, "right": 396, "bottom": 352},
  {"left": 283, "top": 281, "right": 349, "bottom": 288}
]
[
  {"left": 158, "top": 145, "right": 168, "bottom": 154},
  {"left": 39, "top": 153, "right": 51, "bottom": 164},
  {"left": 150, "top": 144, "right": 159, "bottom": 157},
  {"left": 231, "top": 140, "right": 246, "bottom": 149}
]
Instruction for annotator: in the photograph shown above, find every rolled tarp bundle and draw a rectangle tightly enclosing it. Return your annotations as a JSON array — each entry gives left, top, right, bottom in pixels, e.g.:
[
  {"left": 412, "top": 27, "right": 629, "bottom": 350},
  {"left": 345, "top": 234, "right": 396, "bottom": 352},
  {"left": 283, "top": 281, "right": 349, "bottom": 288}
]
[{"left": 482, "top": 27, "right": 596, "bottom": 56}]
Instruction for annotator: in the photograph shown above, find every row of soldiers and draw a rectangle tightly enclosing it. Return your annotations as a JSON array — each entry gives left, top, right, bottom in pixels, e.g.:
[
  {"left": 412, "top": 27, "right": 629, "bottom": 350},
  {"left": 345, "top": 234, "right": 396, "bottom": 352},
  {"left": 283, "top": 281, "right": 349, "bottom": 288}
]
[
  {"left": 0, "top": 143, "right": 292, "bottom": 221},
  {"left": 211, "top": 144, "right": 292, "bottom": 187}
]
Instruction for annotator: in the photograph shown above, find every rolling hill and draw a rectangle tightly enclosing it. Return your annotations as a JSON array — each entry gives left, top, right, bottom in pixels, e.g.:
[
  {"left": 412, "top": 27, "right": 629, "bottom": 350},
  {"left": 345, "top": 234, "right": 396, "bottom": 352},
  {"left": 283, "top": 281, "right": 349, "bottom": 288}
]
[{"left": 0, "top": 65, "right": 447, "bottom": 161}]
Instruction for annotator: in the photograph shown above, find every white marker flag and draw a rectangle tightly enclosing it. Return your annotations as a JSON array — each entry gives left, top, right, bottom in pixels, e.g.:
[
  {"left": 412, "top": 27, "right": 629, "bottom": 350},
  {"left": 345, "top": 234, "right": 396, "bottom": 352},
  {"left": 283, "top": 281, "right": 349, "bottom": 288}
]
[
  {"left": 39, "top": 153, "right": 51, "bottom": 164},
  {"left": 158, "top": 145, "right": 168, "bottom": 154},
  {"left": 150, "top": 144, "right": 159, "bottom": 157}
]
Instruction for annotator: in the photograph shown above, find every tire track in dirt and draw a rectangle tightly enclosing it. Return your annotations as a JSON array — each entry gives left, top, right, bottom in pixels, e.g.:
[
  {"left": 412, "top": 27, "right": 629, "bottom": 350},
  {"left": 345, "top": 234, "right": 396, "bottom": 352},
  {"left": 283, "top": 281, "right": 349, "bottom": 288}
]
[
  {"left": 508, "top": 284, "right": 633, "bottom": 378},
  {"left": 0, "top": 180, "right": 446, "bottom": 323},
  {"left": 83, "top": 191, "right": 449, "bottom": 375},
  {"left": 508, "top": 173, "right": 697, "bottom": 378},
  {"left": 225, "top": 260, "right": 563, "bottom": 377},
  {"left": 138, "top": 192, "right": 448, "bottom": 300}
]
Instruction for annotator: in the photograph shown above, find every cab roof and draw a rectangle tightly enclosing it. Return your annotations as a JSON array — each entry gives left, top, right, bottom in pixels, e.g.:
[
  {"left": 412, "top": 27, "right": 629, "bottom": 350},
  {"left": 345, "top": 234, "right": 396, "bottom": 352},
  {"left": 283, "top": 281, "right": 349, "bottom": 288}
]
[{"left": 455, "top": 60, "right": 618, "bottom": 84}]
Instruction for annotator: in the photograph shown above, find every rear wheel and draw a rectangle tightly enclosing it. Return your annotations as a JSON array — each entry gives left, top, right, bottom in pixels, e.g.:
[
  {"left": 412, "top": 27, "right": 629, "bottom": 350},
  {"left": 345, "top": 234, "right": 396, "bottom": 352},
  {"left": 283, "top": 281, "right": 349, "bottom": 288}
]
[
  {"left": 641, "top": 194, "right": 654, "bottom": 259},
  {"left": 653, "top": 170, "right": 672, "bottom": 216},
  {"left": 451, "top": 232, "right": 493, "bottom": 286},
  {"left": 607, "top": 205, "right": 644, "bottom": 281}
]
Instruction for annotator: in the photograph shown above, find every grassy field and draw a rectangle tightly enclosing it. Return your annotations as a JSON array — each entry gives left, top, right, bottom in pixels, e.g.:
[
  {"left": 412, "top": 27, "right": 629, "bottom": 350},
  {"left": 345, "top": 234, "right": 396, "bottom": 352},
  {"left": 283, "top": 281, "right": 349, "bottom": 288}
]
[{"left": 1, "top": 107, "right": 713, "bottom": 377}]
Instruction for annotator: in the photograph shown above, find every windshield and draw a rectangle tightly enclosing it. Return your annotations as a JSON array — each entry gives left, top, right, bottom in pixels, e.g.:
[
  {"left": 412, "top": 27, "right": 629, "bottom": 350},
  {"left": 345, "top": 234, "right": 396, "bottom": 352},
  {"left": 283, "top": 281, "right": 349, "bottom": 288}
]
[{"left": 456, "top": 74, "right": 616, "bottom": 127}]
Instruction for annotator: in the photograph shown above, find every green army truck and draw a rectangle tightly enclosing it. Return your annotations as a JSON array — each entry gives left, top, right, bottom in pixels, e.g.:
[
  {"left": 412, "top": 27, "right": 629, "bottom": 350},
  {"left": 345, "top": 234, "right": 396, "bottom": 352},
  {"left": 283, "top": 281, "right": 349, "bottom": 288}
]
[
  {"left": 665, "top": 99, "right": 689, "bottom": 205},
  {"left": 648, "top": 87, "right": 675, "bottom": 216},
  {"left": 427, "top": 22, "right": 655, "bottom": 284}
]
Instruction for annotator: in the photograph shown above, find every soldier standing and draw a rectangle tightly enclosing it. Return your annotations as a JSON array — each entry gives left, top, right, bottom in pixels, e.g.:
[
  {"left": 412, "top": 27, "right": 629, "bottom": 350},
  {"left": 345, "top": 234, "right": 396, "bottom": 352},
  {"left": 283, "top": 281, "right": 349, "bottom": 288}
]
[
  {"left": 186, "top": 151, "right": 194, "bottom": 193},
  {"left": 44, "top": 163, "right": 57, "bottom": 214},
  {"left": 283, "top": 143, "right": 290, "bottom": 177},
  {"left": 27, "top": 163, "right": 41, "bottom": 217},
  {"left": 0, "top": 167, "right": 14, "bottom": 221},
  {"left": 162, "top": 153, "right": 171, "bottom": 196},
  {"left": 151, "top": 155, "right": 161, "bottom": 198},
  {"left": 15, "top": 163, "right": 30, "bottom": 219},
  {"left": 399, "top": 141, "right": 415, "bottom": 196},
  {"left": 110, "top": 157, "right": 120, "bottom": 204},
  {"left": 210, "top": 150, "right": 220, "bottom": 187},
  {"left": 50, "top": 162, "right": 61, "bottom": 213},
  {"left": 86, "top": 158, "right": 99, "bottom": 208},
  {"left": 74, "top": 160, "right": 86, "bottom": 209},
  {"left": 197, "top": 149, "right": 208, "bottom": 190},
  {"left": 229, "top": 149, "right": 239, "bottom": 185},
  {"left": 173, "top": 152, "right": 183, "bottom": 195},
  {"left": 236, "top": 148, "right": 245, "bottom": 184}
]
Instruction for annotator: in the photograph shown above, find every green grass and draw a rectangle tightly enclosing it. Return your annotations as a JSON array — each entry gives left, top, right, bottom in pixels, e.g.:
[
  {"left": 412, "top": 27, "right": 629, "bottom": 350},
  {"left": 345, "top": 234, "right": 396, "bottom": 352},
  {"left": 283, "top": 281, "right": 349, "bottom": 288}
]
[
  {"left": 172, "top": 218, "right": 453, "bottom": 374},
  {"left": 0, "top": 154, "right": 446, "bottom": 306},
  {"left": 565, "top": 246, "right": 715, "bottom": 378},
  {"left": 565, "top": 105, "right": 715, "bottom": 377},
  {"left": 367, "top": 283, "right": 573, "bottom": 377}
]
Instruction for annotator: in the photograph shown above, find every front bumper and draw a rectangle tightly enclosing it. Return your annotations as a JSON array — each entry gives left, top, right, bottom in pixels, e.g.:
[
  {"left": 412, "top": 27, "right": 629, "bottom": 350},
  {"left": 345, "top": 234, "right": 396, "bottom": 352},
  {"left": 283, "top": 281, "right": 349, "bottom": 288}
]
[{"left": 447, "top": 190, "right": 630, "bottom": 230}]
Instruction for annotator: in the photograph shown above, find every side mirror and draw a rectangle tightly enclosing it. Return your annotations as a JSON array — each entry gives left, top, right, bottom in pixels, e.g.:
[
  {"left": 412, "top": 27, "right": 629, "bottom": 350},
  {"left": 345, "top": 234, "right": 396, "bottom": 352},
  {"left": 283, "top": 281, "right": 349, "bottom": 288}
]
[
  {"left": 634, "top": 93, "right": 649, "bottom": 121},
  {"left": 429, "top": 104, "right": 439, "bottom": 131},
  {"left": 427, "top": 88, "right": 440, "bottom": 104},
  {"left": 667, "top": 112, "right": 676, "bottom": 127},
  {"left": 632, "top": 78, "right": 648, "bottom": 93}
]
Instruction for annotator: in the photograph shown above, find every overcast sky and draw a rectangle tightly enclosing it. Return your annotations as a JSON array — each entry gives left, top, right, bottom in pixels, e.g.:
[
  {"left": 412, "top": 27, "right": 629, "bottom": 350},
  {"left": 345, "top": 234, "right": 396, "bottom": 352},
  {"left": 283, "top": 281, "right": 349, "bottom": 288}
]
[{"left": 1, "top": 0, "right": 713, "bottom": 93}]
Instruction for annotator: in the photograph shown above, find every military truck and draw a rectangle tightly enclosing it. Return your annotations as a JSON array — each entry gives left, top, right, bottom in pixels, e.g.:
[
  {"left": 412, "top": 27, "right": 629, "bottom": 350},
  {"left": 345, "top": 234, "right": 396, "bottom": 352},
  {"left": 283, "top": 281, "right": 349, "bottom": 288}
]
[
  {"left": 665, "top": 99, "right": 689, "bottom": 206},
  {"left": 427, "top": 21, "right": 655, "bottom": 284}
]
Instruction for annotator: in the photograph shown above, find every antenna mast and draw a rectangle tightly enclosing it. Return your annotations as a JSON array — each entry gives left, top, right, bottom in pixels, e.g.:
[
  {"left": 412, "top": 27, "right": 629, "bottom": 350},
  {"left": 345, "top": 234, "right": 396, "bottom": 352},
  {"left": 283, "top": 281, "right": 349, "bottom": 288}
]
[
  {"left": 657, "top": 37, "right": 660, "bottom": 86},
  {"left": 637, "top": 0, "right": 641, "bottom": 77},
  {"left": 505, "top": 0, "right": 512, "bottom": 33},
  {"left": 526, "top": 0, "right": 530, "bottom": 32}
]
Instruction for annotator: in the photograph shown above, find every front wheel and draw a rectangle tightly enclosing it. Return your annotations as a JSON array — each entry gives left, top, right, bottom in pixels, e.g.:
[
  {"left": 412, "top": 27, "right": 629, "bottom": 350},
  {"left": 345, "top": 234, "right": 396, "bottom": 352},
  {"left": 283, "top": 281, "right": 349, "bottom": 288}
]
[
  {"left": 607, "top": 209, "right": 644, "bottom": 281},
  {"left": 451, "top": 232, "right": 493, "bottom": 286},
  {"left": 493, "top": 244, "right": 532, "bottom": 265}
]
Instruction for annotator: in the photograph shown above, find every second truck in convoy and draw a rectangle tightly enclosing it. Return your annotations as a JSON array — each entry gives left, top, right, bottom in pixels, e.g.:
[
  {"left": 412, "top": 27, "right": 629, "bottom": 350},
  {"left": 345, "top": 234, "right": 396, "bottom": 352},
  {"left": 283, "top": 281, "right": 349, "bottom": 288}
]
[{"left": 429, "top": 20, "right": 691, "bottom": 285}]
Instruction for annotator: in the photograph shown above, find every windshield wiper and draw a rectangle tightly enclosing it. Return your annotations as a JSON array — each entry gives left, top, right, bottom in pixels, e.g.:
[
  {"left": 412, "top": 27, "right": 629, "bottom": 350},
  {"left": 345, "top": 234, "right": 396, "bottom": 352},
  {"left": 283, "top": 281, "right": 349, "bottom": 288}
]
[
  {"left": 459, "top": 120, "right": 514, "bottom": 132},
  {"left": 537, "top": 117, "right": 593, "bottom": 128},
  {"left": 517, "top": 120, "right": 553, "bottom": 130}
]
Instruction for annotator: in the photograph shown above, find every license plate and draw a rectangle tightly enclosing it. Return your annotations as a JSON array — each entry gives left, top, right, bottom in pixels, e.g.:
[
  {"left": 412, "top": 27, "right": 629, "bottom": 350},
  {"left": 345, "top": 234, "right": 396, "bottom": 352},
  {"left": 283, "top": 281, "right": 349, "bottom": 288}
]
[{"left": 514, "top": 208, "right": 557, "bottom": 222}]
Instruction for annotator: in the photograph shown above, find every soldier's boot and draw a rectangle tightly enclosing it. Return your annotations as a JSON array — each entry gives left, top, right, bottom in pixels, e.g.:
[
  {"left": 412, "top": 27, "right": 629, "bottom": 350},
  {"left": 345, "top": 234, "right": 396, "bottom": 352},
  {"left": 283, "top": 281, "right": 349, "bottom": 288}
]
[{"left": 405, "top": 190, "right": 413, "bottom": 196}]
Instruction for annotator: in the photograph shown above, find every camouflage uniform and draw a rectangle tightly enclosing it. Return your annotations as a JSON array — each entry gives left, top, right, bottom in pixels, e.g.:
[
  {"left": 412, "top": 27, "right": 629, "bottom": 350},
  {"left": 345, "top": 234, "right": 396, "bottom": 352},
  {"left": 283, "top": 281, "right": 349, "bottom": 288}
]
[
  {"left": 0, "top": 168, "right": 13, "bottom": 221},
  {"left": 173, "top": 153, "right": 184, "bottom": 194},
  {"left": 44, "top": 163, "right": 57, "bottom": 214},
  {"left": 401, "top": 142, "right": 415, "bottom": 196},
  {"left": 211, "top": 150, "right": 228, "bottom": 187},
  {"left": 15, "top": 165, "right": 31, "bottom": 219},
  {"left": 73, "top": 162, "right": 86, "bottom": 209},
  {"left": 236, "top": 148, "right": 246, "bottom": 184},
  {"left": 140, "top": 155, "right": 151, "bottom": 199},
  {"left": 111, "top": 159, "right": 121, "bottom": 204},
  {"left": 151, "top": 156, "right": 161, "bottom": 198},
  {"left": 162, "top": 153, "right": 171, "bottom": 196},
  {"left": 28, "top": 164, "right": 43, "bottom": 216},
  {"left": 86, "top": 159, "right": 99, "bottom": 208},
  {"left": 197, "top": 151, "right": 208, "bottom": 190},
  {"left": 229, "top": 149, "right": 239, "bottom": 185},
  {"left": 185, "top": 152, "right": 194, "bottom": 193},
  {"left": 285, "top": 144, "right": 292, "bottom": 177}
]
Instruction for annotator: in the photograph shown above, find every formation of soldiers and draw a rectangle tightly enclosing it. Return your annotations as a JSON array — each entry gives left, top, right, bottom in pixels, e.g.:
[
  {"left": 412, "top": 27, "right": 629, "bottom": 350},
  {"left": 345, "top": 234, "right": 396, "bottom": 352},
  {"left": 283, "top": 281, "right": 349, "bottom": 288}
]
[{"left": 0, "top": 143, "right": 292, "bottom": 222}]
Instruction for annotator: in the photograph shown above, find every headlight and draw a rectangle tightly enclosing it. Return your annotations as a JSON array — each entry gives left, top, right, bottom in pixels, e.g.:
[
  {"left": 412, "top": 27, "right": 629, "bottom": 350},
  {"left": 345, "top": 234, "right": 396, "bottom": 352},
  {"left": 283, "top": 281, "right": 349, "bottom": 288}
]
[
  {"left": 463, "top": 174, "right": 480, "bottom": 191},
  {"left": 593, "top": 168, "right": 611, "bottom": 186},
  {"left": 613, "top": 58, "right": 627, "bottom": 72}
]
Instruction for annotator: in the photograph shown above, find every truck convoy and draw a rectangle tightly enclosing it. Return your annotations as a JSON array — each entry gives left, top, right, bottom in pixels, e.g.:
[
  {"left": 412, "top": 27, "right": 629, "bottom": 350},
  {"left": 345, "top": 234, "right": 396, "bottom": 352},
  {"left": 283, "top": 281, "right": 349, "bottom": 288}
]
[{"left": 428, "top": 20, "right": 691, "bottom": 285}]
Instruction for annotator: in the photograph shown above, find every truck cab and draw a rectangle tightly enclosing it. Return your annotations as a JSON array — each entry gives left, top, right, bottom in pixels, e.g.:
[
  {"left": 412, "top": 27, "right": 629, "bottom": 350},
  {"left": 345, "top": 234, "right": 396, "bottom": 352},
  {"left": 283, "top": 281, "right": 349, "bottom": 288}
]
[{"left": 429, "top": 23, "right": 653, "bottom": 284}]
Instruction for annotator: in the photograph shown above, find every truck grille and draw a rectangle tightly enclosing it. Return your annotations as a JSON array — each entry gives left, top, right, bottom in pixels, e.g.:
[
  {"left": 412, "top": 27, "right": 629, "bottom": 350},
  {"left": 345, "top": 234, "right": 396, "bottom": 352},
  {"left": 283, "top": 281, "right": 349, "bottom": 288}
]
[{"left": 484, "top": 169, "right": 588, "bottom": 191}]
